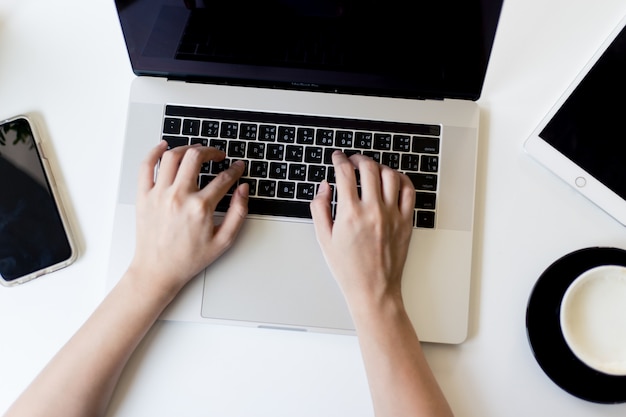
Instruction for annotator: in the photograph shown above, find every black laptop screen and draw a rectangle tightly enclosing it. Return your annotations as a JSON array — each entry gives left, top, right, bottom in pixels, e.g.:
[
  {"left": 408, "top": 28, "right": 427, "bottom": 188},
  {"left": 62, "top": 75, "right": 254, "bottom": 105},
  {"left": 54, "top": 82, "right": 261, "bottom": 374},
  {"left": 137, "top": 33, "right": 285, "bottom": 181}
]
[{"left": 115, "top": 0, "right": 503, "bottom": 100}]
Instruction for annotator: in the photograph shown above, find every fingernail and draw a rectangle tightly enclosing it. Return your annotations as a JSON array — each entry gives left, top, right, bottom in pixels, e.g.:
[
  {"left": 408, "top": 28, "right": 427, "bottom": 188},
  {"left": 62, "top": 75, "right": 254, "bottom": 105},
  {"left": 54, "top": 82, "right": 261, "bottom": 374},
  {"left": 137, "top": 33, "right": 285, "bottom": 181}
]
[{"left": 238, "top": 182, "right": 250, "bottom": 196}]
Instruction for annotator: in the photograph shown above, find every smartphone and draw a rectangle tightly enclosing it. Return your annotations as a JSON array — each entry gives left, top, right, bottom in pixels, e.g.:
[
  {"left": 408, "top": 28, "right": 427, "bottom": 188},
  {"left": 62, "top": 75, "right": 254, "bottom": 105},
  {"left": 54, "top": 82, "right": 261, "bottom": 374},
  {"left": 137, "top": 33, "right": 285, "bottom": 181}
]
[{"left": 0, "top": 115, "right": 77, "bottom": 286}]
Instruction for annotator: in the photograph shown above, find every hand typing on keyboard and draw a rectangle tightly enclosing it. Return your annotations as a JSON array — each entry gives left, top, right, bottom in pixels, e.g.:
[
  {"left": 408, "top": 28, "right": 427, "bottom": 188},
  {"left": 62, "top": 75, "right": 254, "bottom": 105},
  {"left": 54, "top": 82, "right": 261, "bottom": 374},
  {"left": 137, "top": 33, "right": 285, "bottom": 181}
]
[
  {"left": 4, "top": 143, "right": 452, "bottom": 417},
  {"left": 311, "top": 151, "right": 453, "bottom": 417},
  {"left": 129, "top": 140, "right": 249, "bottom": 297},
  {"left": 311, "top": 150, "right": 414, "bottom": 304}
]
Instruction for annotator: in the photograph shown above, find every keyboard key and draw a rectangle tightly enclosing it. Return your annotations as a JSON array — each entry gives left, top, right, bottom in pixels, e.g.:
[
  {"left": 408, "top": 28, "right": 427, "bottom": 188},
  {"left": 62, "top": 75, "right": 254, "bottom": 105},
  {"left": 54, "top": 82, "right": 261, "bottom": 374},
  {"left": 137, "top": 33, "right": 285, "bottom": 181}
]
[
  {"left": 258, "top": 180, "right": 276, "bottom": 197},
  {"left": 266, "top": 144, "right": 285, "bottom": 160},
  {"left": 363, "top": 150, "right": 381, "bottom": 163},
  {"left": 277, "top": 181, "right": 296, "bottom": 199},
  {"left": 415, "top": 192, "right": 436, "bottom": 209},
  {"left": 250, "top": 161, "right": 268, "bottom": 177},
  {"left": 259, "top": 125, "right": 277, "bottom": 141},
  {"left": 209, "top": 139, "right": 227, "bottom": 152},
  {"left": 297, "top": 128, "right": 315, "bottom": 144},
  {"left": 211, "top": 159, "right": 230, "bottom": 174},
  {"left": 297, "top": 183, "right": 316, "bottom": 200},
  {"left": 182, "top": 119, "right": 200, "bottom": 136},
  {"left": 413, "top": 136, "right": 439, "bottom": 154},
  {"left": 288, "top": 164, "right": 307, "bottom": 181},
  {"left": 316, "top": 129, "right": 334, "bottom": 146},
  {"left": 163, "top": 118, "right": 181, "bottom": 134},
  {"left": 269, "top": 162, "right": 288, "bottom": 179},
  {"left": 248, "top": 197, "right": 311, "bottom": 218},
  {"left": 407, "top": 173, "right": 437, "bottom": 191},
  {"left": 285, "top": 145, "right": 304, "bottom": 162},
  {"left": 304, "top": 146, "right": 323, "bottom": 163},
  {"left": 421, "top": 155, "right": 439, "bottom": 172},
  {"left": 393, "top": 135, "right": 411, "bottom": 151},
  {"left": 327, "top": 166, "right": 336, "bottom": 183},
  {"left": 374, "top": 133, "right": 392, "bottom": 150},
  {"left": 247, "top": 142, "right": 266, "bottom": 159},
  {"left": 401, "top": 154, "right": 420, "bottom": 171},
  {"left": 191, "top": 138, "right": 208, "bottom": 146},
  {"left": 278, "top": 126, "right": 296, "bottom": 143},
  {"left": 344, "top": 149, "right": 361, "bottom": 158},
  {"left": 355, "top": 132, "right": 373, "bottom": 149},
  {"left": 227, "top": 141, "right": 246, "bottom": 158},
  {"left": 382, "top": 152, "right": 400, "bottom": 169},
  {"left": 324, "top": 147, "right": 339, "bottom": 164},
  {"left": 239, "top": 123, "right": 258, "bottom": 140},
  {"left": 163, "top": 135, "right": 188, "bottom": 149},
  {"left": 220, "top": 122, "right": 238, "bottom": 138},
  {"left": 336, "top": 130, "right": 354, "bottom": 148},
  {"left": 307, "top": 165, "right": 326, "bottom": 182},
  {"left": 416, "top": 211, "right": 436, "bottom": 228},
  {"left": 201, "top": 120, "right": 220, "bottom": 137}
]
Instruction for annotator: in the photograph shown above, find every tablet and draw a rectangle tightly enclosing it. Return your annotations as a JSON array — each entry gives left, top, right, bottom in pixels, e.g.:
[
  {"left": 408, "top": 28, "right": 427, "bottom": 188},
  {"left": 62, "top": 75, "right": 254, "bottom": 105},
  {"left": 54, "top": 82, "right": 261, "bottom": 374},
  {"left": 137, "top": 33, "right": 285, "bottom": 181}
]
[{"left": 524, "top": 14, "right": 626, "bottom": 226}]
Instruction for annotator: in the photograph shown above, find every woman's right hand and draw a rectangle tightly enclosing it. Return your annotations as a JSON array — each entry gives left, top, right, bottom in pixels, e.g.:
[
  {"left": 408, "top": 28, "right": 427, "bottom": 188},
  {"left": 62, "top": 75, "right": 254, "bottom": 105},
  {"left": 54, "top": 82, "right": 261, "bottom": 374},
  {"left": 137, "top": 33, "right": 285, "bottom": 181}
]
[{"left": 310, "top": 151, "right": 415, "bottom": 310}]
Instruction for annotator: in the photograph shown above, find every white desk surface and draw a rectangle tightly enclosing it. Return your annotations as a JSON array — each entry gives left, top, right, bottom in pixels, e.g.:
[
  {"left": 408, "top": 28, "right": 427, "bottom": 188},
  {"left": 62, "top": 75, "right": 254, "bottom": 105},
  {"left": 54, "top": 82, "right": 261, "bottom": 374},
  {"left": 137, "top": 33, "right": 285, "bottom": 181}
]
[{"left": 2, "top": 0, "right": 626, "bottom": 415}]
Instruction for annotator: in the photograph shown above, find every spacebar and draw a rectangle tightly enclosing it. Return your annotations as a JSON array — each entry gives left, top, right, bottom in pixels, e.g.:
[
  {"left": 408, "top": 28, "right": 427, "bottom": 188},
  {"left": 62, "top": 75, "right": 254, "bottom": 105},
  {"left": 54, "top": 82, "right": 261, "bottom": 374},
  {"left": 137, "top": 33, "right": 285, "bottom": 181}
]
[
  {"left": 248, "top": 198, "right": 312, "bottom": 219},
  {"left": 217, "top": 196, "right": 312, "bottom": 219}
]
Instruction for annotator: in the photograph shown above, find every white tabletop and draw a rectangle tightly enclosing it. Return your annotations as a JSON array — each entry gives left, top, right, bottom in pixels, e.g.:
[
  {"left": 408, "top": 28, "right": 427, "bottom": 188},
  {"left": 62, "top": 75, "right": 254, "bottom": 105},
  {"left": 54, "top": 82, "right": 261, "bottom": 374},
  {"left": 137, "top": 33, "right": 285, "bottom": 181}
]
[{"left": 2, "top": 0, "right": 626, "bottom": 415}]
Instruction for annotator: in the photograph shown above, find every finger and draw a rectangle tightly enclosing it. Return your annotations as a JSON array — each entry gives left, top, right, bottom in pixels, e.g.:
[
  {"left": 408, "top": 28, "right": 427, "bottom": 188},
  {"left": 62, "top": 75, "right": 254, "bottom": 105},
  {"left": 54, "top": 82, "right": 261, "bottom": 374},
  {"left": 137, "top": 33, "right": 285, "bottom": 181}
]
[
  {"left": 138, "top": 141, "right": 168, "bottom": 193},
  {"left": 398, "top": 173, "right": 416, "bottom": 221},
  {"left": 213, "top": 183, "right": 249, "bottom": 251},
  {"left": 199, "top": 160, "right": 245, "bottom": 208},
  {"left": 379, "top": 165, "right": 401, "bottom": 207},
  {"left": 156, "top": 145, "right": 196, "bottom": 186},
  {"left": 348, "top": 153, "right": 382, "bottom": 203},
  {"left": 331, "top": 151, "right": 359, "bottom": 205},
  {"left": 174, "top": 146, "right": 226, "bottom": 190},
  {"left": 310, "top": 180, "right": 334, "bottom": 246}
]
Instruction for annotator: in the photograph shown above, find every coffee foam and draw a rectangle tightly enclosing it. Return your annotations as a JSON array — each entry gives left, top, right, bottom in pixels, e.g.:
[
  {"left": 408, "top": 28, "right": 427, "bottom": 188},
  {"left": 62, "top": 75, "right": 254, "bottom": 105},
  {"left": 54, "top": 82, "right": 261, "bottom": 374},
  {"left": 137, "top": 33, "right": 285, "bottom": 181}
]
[{"left": 560, "top": 265, "right": 626, "bottom": 375}]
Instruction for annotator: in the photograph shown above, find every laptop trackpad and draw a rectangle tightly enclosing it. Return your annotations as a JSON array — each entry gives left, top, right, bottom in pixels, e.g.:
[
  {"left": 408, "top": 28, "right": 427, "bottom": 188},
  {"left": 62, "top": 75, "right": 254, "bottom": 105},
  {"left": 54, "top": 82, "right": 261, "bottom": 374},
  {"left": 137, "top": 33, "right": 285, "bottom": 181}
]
[{"left": 201, "top": 217, "right": 354, "bottom": 332}]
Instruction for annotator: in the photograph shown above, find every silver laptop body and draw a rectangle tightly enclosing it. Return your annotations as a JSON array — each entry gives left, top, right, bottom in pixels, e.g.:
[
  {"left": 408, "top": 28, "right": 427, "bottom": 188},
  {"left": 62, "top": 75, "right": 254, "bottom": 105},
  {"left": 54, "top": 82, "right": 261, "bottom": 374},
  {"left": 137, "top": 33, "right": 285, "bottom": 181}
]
[{"left": 107, "top": 0, "right": 503, "bottom": 344}]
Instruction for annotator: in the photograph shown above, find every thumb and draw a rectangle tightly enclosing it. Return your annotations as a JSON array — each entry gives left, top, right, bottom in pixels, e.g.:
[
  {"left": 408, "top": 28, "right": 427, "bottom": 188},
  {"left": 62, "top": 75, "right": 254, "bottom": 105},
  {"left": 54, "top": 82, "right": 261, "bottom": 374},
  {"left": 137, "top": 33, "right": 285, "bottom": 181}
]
[{"left": 310, "top": 180, "right": 333, "bottom": 246}]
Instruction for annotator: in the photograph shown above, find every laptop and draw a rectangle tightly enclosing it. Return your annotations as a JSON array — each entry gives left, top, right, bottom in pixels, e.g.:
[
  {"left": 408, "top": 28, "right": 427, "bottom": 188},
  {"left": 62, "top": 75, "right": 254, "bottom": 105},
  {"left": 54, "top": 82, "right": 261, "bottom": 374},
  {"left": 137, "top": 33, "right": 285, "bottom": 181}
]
[{"left": 107, "top": 0, "right": 503, "bottom": 344}]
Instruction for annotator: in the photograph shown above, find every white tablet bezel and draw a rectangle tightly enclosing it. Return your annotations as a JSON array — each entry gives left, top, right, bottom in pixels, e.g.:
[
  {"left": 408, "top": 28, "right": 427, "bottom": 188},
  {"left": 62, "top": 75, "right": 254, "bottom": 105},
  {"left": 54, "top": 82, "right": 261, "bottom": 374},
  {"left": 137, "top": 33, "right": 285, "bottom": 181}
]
[{"left": 524, "top": 14, "right": 626, "bottom": 226}]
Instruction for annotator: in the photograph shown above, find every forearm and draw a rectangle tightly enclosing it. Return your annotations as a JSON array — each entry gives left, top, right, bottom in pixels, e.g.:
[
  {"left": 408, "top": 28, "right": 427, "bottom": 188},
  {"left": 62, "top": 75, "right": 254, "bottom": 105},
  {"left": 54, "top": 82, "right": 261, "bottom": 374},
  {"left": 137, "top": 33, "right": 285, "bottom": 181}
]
[
  {"left": 349, "top": 295, "right": 454, "bottom": 417},
  {"left": 4, "top": 270, "right": 173, "bottom": 417},
  {"left": 4, "top": 144, "right": 247, "bottom": 417}
]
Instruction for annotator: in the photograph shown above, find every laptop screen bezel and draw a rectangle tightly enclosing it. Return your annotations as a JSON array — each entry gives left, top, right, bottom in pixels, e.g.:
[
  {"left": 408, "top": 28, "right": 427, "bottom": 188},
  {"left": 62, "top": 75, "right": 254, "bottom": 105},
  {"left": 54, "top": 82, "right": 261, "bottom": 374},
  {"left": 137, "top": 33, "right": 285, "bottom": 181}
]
[{"left": 115, "top": 0, "right": 503, "bottom": 101}]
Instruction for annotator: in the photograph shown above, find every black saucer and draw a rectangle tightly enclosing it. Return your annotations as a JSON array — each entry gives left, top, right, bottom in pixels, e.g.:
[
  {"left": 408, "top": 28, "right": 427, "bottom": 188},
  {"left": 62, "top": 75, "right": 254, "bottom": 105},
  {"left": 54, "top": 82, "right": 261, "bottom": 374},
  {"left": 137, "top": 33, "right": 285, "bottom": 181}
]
[{"left": 526, "top": 247, "right": 626, "bottom": 404}]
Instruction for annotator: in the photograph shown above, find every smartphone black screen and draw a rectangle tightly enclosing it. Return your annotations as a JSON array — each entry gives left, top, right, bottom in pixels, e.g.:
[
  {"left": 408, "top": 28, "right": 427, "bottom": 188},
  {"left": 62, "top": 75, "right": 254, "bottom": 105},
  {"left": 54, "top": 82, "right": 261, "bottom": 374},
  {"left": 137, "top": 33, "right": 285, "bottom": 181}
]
[{"left": 0, "top": 117, "right": 74, "bottom": 284}]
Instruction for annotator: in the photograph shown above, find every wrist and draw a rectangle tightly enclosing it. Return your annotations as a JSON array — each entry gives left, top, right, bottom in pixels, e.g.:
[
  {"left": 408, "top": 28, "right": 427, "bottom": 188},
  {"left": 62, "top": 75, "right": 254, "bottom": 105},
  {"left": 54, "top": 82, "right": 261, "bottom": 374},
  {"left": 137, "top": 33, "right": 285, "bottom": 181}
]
[
  {"left": 121, "top": 264, "right": 182, "bottom": 308},
  {"left": 346, "top": 289, "right": 407, "bottom": 326}
]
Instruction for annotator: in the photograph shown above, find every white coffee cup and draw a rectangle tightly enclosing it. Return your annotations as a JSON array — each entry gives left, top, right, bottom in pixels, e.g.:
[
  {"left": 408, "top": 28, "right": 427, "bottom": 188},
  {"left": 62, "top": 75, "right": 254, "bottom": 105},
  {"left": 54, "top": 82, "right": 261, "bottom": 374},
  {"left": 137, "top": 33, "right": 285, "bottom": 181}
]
[{"left": 560, "top": 265, "right": 626, "bottom": 375}]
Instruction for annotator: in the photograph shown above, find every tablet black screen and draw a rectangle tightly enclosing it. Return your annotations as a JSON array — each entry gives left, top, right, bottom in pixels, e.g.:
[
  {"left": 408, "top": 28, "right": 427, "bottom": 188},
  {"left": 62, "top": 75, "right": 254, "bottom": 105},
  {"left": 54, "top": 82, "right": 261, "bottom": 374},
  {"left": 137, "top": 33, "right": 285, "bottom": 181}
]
[{"left": 540, "top": 23, "right": 626, "bottom": 200}]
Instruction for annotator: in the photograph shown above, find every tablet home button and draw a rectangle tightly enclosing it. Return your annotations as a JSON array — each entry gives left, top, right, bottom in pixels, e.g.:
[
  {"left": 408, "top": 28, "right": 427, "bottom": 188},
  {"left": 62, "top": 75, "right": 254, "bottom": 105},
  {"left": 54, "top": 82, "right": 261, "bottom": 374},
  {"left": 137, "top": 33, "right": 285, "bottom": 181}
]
[{"left": 575, "top": 177, "right": 587, "bottom": 188}]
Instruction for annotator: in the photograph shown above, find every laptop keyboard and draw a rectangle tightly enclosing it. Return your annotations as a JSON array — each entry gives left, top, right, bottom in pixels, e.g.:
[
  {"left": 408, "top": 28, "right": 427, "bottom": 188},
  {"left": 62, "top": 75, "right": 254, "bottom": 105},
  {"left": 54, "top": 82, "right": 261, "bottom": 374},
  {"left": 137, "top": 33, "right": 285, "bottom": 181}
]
[{"left": 161, "top": 105, "right": 440, "bottom": 229}]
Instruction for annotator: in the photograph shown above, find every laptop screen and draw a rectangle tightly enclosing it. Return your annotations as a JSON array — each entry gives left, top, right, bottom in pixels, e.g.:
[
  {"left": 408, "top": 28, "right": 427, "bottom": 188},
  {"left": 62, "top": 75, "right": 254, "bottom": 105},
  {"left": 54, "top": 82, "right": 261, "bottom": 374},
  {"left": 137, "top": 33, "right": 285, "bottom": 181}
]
[{"left": 115, "top": 0, "right": 503, "bottom": 100}]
